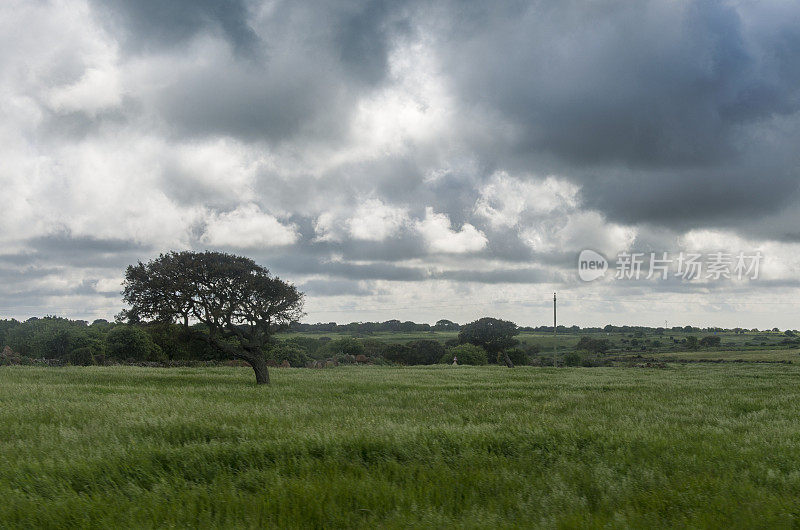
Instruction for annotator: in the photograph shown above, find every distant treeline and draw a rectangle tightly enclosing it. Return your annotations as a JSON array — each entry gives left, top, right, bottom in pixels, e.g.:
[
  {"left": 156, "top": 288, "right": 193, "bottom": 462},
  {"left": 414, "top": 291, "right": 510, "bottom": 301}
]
[
  {"left": 1, "top": 316, "right": 793, "bottom": 368},
  {"left": 0, "top": 316, "right": 540, "bottom": 367},
  {"left": 287, "top": 320, "right": 772, "bottom": 334}
]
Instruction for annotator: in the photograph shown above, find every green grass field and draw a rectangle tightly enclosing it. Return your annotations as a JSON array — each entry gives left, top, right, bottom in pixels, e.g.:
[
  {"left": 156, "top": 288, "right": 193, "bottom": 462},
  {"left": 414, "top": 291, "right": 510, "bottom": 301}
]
[{"left": 3, "top": 364, "right": 800, "bottom": 528}]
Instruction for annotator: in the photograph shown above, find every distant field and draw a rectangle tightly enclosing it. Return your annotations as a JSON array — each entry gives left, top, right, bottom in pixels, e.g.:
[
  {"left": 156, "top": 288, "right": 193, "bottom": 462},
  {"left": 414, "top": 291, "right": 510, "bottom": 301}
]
[
  {"left": 3, "top": 364, "right": 800, "bottom": 527},
  {"left": 278, "top": 329, "right": 799, "bottom": 357},
  {"left": 649, "top": 348, "right": 800, "bottom": 363}
]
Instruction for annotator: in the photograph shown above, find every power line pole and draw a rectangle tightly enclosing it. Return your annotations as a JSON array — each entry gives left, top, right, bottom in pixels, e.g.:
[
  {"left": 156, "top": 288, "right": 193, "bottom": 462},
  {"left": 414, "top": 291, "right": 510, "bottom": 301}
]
[{"left": 553, "top": 292, "right": 557, "bottom": 367}]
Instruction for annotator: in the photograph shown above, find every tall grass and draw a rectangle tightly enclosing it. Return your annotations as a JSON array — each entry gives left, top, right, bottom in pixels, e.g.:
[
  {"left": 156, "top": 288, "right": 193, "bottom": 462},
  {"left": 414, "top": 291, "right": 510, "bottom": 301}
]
[{"left": 2, "top": 365, "right": 800, "bottom": 527}]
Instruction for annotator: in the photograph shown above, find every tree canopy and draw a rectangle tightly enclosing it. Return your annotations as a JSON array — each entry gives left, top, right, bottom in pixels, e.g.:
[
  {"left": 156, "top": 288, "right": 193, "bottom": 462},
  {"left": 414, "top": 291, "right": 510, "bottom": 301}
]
[
  {"left": 458, "top": 317, "right": 519, "bottom": 367},
  {"left": 121, "top": 251, "right": 303, "bottom": 384}
]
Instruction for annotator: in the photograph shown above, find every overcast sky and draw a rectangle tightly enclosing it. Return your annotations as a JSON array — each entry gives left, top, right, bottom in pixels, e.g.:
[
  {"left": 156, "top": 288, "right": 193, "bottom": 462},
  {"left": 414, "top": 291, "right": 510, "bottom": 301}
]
[{"left": 2, "top": 0, "right": 800, "bottom": 328}]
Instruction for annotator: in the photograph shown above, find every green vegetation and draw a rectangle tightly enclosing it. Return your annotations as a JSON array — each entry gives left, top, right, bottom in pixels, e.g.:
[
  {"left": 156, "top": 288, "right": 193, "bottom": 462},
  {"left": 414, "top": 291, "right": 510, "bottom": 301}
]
[
  {"left": 5, "top": 317, "right": 800, "bottom": 371},
  {"left": 2, "top": 364, "right": 800, "bottom": 527}
]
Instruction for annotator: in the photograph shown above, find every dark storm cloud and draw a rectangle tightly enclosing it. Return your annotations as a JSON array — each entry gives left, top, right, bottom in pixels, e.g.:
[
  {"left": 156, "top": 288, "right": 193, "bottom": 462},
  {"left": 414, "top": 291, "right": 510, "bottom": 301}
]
[
  {"left": 91, "top": 0, "right": 413, "bottom": 144},
  {"left": 580, "top": 165, "right": 800, "bottom": 232},
  {"left": 91, "top": 0, "right": 260, "bottom": 54},
  {"left": 9, "top": 233, "right": 152, "bottom": 270},
  {"left": 434, "top": 0, "right": 800, "bottom": 229}
]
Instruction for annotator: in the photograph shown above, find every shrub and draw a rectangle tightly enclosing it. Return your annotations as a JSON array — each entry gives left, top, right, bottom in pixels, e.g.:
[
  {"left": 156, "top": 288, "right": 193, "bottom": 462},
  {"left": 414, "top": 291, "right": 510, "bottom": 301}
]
[
  {"left": 445, "top": 344, "right": 488, "bottom": 365},
  {"left": 284, "top": 337, "right": 326, "bottom": 356},
  {"left": 384, "top": 343, "right": 413, "bottom": 365},
  {"left": 361, "top": 338, "right": 390, "bottom": 359},
  {"left": 699, "top": 335, "right": 721, "bottom": 348},
  {"left": 268, "top": 343, "right": 310, "bottom": 367},
  {"left": 406, "top": 340, "right": 445, "bottom": 365},
  {"left": 523, "top": 343, "right": 541, "bottom": 355},
  {"left": 68, "top": 347, "right": 95, "bottom": 366},
  {"left": 498, "top": 348, "right": 529, "bottom": 366},
  {"left": 323, "top": 337, "right": 364, "bottom": 358},
  {"left": 106, "top": 325, "right": 162, "bottom": 362},
  {"left": 563, "top": 351, "right": 583, "bottom": 366},
  {"left": 575, "top": 337, "right": 611, "bottom": 354}
]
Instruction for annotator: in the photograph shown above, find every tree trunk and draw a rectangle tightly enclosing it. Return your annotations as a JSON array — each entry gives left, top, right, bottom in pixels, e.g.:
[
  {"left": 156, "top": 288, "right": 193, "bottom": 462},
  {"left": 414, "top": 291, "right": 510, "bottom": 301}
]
[
  {"left": 206, "top": 335, "right": 271, "bottom": 385},
  {"left": 503, "top": 351, "right": 514, "bottom": 368},
  {"left": 248, "top": 355, "right": 271, "bottom": 385}
]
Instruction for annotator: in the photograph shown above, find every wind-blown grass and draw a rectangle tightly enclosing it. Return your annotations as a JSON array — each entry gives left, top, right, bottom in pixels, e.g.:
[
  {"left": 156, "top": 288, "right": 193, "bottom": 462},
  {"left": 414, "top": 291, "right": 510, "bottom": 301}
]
[{"left": 2, "top": 364, "right": 800, "bottom": 527}]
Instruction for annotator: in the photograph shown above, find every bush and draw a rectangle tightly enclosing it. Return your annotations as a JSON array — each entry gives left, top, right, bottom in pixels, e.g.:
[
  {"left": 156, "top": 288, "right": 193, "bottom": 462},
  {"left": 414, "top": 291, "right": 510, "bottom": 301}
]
[
  {"left": 406, "top": 340, "right": 445, "bottom": 365},
  {"left": 284, "top": 337, "right": 326, "bottom": 356},
  {"left": 106, "top": 325, "right": 162, "bottom": 362},
  {"left": 384, "top": 343, "right": 413, "bottom": 365},
  {"left": 497, "top": 348, "right": 530, "bottom": 366},
  {"left": 268, "top": 343, "right": 310, "bottom": 367},
  {"left": 576, "top": 337, "right": 611, "bottom": 354},
  {"left": 361, "top": 338, "right": 390, "bottom": 359},
  {"left": 563, "top": 351, "right": 583, "bottom": 366},
  {"left": 523, "top": 343, "right": 540, "bottom": 355},
  {"left": 68, "top": 347, "right": 95, "bottom": 366},
  {"left": 699, "top": 335, "right": 721, "bottom": 348},
  {"left": 445, "top": 344, "right": 488, "bottom": 365},
  {"left": 323, "top": 337, "right": 364, "bottom": 358}
]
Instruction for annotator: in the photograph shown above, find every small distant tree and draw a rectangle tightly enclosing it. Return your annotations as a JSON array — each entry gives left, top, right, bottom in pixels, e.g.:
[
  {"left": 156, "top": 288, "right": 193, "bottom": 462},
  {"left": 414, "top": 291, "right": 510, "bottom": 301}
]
[
  {"left": 575, "top": 337, "right": 611, "bottom": 354},
  {"left": 458, "top": 317, "right": 519, "bottom": 367},
  {"left": 443, "top": 344, "right": 488, "bottom": 365},
  {"left": 699, "top": 335, "right": 721, "bottom": 348},
  {"left": 434, "top": 319, "right": 459, "bottom": 331},
  {"left": 121, "top": 251, "right": 303, "bottom": 384},
  {"left": 685, "top": 336, "right": 699, "bottom": 350}
]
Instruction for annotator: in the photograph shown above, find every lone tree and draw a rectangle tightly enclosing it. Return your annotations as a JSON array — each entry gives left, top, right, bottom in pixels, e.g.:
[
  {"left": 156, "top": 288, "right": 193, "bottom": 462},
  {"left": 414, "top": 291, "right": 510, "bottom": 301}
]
[
  {"left": 458, "top": 317, "right": 519, "bottom": 367},
  {"left": 120, "top": 251, "right": 303, "bottom": 384}
]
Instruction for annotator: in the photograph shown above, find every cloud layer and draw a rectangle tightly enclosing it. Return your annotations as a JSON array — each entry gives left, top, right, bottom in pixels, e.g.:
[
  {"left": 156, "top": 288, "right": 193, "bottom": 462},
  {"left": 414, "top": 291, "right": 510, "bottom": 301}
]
[{"left": 2, "top": 0, "right": 800, "bottom": 327}]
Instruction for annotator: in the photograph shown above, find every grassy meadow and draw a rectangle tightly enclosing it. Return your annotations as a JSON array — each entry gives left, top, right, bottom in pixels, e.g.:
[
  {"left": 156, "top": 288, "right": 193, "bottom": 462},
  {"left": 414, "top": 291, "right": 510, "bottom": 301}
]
[{"left": 2, "top": 364, "right": 800, "bottom": 527}]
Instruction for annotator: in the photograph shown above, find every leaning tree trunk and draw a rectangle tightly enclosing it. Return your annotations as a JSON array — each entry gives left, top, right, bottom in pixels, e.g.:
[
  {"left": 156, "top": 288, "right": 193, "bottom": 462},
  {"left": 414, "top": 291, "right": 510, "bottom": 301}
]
[
  {"left": 207, "top": 335, "right": 271, "bottom": 385},
  {"left": 503, "top": 351, "right": 514, "bottom": 368},
  {"left": 247, "top": 354, "right": 270, "bottom": 385}
]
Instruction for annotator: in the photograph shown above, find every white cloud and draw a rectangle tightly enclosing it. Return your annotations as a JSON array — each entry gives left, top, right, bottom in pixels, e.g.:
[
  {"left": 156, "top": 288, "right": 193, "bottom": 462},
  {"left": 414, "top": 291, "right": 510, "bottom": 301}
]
[
  {"left": 348, "top": 199, "right": 408, "bottom": 241},
  {"left": 521, "top": 211, "right": 636, "bottom": 257},
  {"left": 314, "top": 199, "right": 409, "bottom": 242},
  {"left": 46, "top": 65, "right": 122, "bottom": 115},
  {"left": 201, "top": 204, "right": 298, "bottom": 248},
  {"left": 475, "top": 172, "right": 579, "bottom": 228},
  {"left": 416, "top": 207, "right": 487, "bottom": 253}
]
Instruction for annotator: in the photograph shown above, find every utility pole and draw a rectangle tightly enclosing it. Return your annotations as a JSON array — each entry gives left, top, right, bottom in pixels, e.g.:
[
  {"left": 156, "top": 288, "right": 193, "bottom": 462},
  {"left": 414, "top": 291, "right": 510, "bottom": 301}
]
[{"left": 553, "top": 292, "right": 557, "bottom": 367}]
